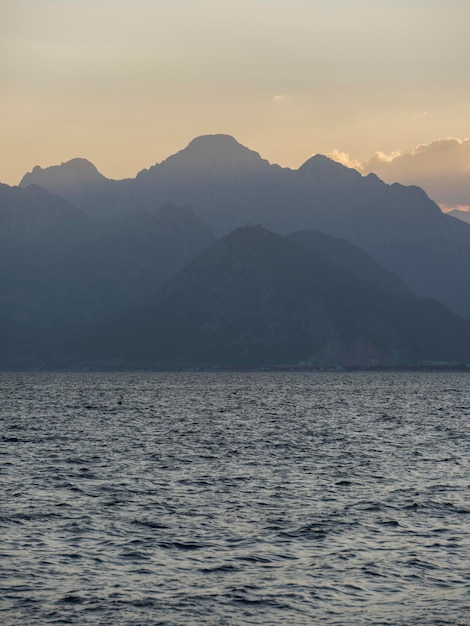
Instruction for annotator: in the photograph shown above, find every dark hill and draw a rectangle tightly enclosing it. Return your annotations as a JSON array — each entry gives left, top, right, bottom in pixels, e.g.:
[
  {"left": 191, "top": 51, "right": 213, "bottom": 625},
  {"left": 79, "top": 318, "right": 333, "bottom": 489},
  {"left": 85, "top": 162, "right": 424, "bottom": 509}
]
[{"left": 78, "top": 226, "right": 470, "bottom": 368}]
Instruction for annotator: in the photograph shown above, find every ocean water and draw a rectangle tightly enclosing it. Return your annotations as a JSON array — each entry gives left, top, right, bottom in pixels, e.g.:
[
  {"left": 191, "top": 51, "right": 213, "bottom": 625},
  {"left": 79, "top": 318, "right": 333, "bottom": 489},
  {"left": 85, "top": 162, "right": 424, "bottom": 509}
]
[{"left": 1, "top": 371, "right": 469, "bottom": 626}]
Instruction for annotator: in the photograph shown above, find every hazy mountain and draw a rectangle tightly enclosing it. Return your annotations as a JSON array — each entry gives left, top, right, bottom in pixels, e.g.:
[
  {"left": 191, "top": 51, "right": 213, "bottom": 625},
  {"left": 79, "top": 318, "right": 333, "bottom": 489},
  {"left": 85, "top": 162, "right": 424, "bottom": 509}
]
[
  {"left": 0, "top": 187, "right": 215, "bottom": 368},
  {"left": 135, "top": 135, "right": 287, "bottom": 233},
  {"left": 21, "top": 158, "right": 104, "bottom": 186},
  {"left": 0, "top": 182, "right": 88, "bottom": 240},
  {"left": 20, "top": 159, "right": 136, "bottom": 218},
  {"left": 19, "top": 135, "right": 470, "bottom": 319},
  {"left": 20, "top": 135, "right": 285, "bottom": 226},
  {"left": 0, "top": 183, "right": 89, "bottom": 325},
  {"left": 448, "top": 208, "right": 470, "bottom": 224},
  {"left": 4, "top": 203, "right": 214, "bottom": 332},
  {"left": 77, "top": 227, "right": 470, "bottom": 369},
  {"left": 57, "top": 203, "right": 215, "bottom": 322}
]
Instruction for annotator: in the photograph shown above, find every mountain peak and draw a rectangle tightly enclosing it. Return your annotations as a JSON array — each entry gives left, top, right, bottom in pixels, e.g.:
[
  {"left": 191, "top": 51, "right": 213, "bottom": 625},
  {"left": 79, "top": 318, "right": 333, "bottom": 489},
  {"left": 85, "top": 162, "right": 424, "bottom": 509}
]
[
  {"left": 172, "top": 134, "right": 272, "bottom": 169},
  {"left": 298, "top": 153, "right": 362, "bottom": 177},
  {"left": 141, "top": 134, "right": 274, "bottom": 178},
  {"left": 186, "top": 134, "right": 243, "bottom": 151},
  {"left": 20, "top": 158, "right": 105, "bottom": 188}
]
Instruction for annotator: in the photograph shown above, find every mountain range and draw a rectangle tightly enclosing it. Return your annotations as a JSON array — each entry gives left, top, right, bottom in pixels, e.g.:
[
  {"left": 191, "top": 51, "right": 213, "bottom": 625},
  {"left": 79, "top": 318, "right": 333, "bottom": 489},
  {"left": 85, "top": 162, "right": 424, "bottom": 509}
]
[
  {"left": 19, "top": 135, "right": 470, "bottom": 321},
  {"left": 2, "top": 134, "right": 470, "bottom": 369}
]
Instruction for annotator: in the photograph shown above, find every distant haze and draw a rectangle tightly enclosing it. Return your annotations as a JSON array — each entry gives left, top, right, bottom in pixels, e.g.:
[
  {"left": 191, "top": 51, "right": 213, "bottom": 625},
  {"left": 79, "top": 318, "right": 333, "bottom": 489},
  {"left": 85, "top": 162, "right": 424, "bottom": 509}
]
[{"left": 2, "top": 0, "right": 470, "bottom": 210}]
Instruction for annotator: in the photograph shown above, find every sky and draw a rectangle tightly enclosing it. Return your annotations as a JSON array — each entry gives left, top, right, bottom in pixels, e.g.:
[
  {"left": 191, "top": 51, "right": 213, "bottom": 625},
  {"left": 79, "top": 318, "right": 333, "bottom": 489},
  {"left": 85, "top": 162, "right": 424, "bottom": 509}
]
[{"left": 2, "top": 0, "right": 470, "bottom": 209}]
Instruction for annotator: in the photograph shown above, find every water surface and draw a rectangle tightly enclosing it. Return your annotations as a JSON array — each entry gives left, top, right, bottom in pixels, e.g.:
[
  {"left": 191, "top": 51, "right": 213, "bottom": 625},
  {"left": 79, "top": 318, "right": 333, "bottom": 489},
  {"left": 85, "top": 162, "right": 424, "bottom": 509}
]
[{"left": 1, "top": 372, "right": 469, "bottom": 625}]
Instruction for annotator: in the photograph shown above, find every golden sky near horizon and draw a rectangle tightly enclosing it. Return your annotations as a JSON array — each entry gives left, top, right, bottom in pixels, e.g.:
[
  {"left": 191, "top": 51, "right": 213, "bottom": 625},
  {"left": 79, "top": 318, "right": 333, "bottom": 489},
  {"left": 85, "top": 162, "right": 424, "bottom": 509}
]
[{"left": 2, "top": 0, "right": 470, "bottom": 206}]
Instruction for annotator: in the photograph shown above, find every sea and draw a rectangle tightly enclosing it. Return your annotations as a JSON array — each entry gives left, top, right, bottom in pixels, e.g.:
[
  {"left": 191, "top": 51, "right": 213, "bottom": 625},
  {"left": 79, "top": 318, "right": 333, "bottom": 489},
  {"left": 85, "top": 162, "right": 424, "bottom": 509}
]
[{"left": 1, "top": 371, "right": 469, "bottom": 626}]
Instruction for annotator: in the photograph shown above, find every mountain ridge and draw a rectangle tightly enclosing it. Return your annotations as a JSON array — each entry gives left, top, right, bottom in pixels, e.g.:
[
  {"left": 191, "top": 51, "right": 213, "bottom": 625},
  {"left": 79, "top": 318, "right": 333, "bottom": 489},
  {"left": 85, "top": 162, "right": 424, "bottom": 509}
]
[
  {"left": 20, "top": 158, "right": 106, "bottom": 187},
  {"left": 14, "top": 134, "right": 470, "bottom": 319},
  {"left": 448, "top": 208, "right": 470, "bottom": 224}
]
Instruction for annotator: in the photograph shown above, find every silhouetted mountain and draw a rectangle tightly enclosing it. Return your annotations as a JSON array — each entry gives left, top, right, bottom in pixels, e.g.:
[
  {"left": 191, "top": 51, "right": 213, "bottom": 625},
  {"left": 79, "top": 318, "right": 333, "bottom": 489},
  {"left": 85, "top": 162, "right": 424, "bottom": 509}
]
[
  {"left": 0, "top": 186, "right": 215, "bottom": 368},
  {"left": 140, "top": 134, "right": 273, "bottom": 176},
  {"left": 77, "top": 227, "right": 470, "bottom": 369},
  {"left": 20, "top": 159, "right": 136, "bottom": 218},
  {"left": 0, "top": 182, "right": 88, "bottom": 239},
  {"left": 19, "top": 135, "right": 470, "bottom": 319},
  {"left": 58, "top": 203, "right": 215, "bottom": 323},
  {"left": 448, "top": 209, "right": 470, "bottom": 224},
  {"left": 21, "top": 158, "right": 104, "bottom": 186},
  {"left": 0, "top": 184, "right": 90, "bottom": 366},
  {"left": 0, "top": 183, "right": 89, "bottom": 323}
]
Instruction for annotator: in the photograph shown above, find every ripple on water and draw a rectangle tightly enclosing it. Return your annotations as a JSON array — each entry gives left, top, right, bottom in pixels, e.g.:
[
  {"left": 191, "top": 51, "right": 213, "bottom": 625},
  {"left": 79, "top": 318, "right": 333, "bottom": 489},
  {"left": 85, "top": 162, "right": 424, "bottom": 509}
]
[{"left": 1, "top": 371, "right": 469, "bottom": 625}]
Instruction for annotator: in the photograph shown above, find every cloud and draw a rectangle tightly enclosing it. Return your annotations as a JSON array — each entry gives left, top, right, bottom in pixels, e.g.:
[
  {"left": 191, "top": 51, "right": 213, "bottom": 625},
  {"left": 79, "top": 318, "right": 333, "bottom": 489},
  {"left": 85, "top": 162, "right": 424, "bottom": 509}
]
[
  {"left": 440, "top": 204, "right": 470, "bottom": 214},
  {"left": 326, "top": 149, "right": 364, "bottom": 171},
  {"left": 329, "top": 138, "right": 470, "bottom": 209},
  {"left": 272, "top": 94, "right": 289, "bottom": 103}
]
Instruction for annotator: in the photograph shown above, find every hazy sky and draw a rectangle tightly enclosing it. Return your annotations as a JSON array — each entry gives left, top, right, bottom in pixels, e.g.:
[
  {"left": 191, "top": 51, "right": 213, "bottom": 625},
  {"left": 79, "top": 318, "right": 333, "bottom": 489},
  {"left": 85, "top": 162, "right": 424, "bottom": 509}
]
[{"left": 2, "top": 0, "right": 470, "bottom": 206}]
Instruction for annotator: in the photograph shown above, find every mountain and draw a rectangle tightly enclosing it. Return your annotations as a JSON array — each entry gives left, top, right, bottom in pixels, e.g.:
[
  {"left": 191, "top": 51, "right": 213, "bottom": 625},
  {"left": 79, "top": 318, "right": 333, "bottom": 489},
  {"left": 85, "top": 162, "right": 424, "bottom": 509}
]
[
  {"left": 19, "top": 135, "right": 470, "bottom": 320},
  {"left": 0, "top": 183, "right": 90, "bottom": 325},
  {"left": 76, "top": 226, "right": 470, "bottom": 369},
  {"left": 0, "top": 182, "right": 88, "bottom": 239},
  {"left": 448, "top": 208, "right": 470, "bottom": 224},
  {"left": 20, "top": 135, "right": 285, "bottom": 226},
  {"left": 140, "top": 134, "right": 274, "bottom": 176},
  {"left": 287, "top": 229, "right": 410, "bottom": 296},
  {"left": 2, "top": 199, "right": 214, "bottom": 331},
  {"left": 21, "top": 158, "right": 104, "bottom": 187},
  {"left": 0, "top": 187, "right": 215, "bottom": 368},
  {"left": 19, "top": 159, "right": 136, "bottom": 218},
  {"left": 51, "top": 203, "right": 216, "bottom": 326}
]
